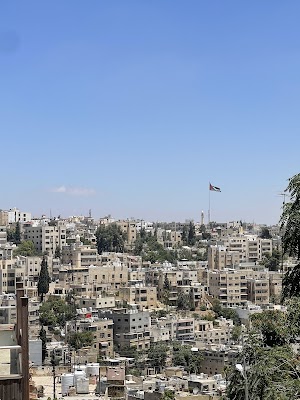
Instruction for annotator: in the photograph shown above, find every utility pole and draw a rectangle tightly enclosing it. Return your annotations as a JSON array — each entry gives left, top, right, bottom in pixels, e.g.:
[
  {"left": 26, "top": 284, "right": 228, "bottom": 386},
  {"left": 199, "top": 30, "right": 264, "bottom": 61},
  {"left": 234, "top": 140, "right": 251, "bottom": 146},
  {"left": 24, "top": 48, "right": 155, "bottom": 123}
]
[{"left": 51, "top": 349, "right": 57, "bottom": 400}]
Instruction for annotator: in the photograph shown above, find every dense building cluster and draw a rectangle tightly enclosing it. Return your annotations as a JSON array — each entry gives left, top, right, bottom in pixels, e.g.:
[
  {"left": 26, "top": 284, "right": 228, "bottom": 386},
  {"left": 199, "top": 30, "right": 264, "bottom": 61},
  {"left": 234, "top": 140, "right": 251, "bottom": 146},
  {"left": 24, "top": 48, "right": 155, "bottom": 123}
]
[{"left": 0, "top": 207, "right": 294, "bottom": 399}]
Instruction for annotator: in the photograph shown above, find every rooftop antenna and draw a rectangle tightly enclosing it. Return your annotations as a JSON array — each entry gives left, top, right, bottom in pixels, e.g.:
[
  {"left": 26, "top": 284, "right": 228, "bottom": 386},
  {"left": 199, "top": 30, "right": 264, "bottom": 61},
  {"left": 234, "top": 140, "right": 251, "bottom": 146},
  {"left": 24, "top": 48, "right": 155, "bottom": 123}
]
[{"left": 50, "top": 209, "right": 52, "bottom": 220}]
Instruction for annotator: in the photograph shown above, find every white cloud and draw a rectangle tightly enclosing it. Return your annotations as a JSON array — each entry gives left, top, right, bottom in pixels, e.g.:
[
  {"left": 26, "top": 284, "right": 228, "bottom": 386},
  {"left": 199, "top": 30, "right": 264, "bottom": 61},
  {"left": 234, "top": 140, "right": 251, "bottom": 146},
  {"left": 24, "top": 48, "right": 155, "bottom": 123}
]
[{"left": 50, "top": 186, "right": 95, "bottom": 196}]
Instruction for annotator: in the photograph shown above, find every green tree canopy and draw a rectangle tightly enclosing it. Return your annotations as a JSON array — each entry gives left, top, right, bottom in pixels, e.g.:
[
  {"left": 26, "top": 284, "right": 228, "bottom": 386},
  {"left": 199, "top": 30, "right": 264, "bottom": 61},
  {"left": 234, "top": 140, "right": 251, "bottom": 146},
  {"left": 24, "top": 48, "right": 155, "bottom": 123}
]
[
  {"left": 147, "top": 342, "right": 168, "bottom": 372},
  {"left": 280, "top": 173, "right": 300, "bottom": 300},
  {"left": 37, "top": 257, "right": 50, "bottom": 301},
  {"left": 188, "top": 221, "right": 196, "bottom": 245},
  {"left": 14, "top": 240, "right": 37, "bottom": 257},
  {"left": 95, "top": 224, "right": 125, "bottom": 254},
  {"left": 259, "top": 227, "right": 272, "bottom": 239},
  {"left": 172, "top": 343, "right": 202, "bottom": 374},
  {"left": 67, "top": 331, "right": 93, "bottom": 351},
  {"left": 39, "top": 296, "right": 76, "bottom": 329},
  {"left": 226, "top": 336, "right": 300, "bottom": 400}
]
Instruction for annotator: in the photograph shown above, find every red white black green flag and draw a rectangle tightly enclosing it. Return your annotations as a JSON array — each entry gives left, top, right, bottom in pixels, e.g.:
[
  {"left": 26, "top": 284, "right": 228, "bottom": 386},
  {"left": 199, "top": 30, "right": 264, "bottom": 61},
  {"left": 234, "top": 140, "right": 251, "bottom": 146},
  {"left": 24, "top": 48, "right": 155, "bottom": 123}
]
[{"left": 209, "top": 183, "right": 221, "bottom": 192}]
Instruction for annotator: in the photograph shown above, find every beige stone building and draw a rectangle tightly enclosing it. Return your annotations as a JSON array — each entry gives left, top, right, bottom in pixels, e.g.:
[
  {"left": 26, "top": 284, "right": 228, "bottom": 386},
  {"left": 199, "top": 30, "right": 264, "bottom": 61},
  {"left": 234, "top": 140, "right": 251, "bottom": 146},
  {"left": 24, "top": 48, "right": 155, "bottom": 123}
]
[
  {"left": 62, "top": 240, "right": 98, "bottom": 268},
  {"left": 23, "top": 221, "right": 66, "bottom": 255},
  {"left": 194, "top": 318, "right": 233, "bottom": 345},
  {"left": 208, "top": 246, "right": 240, "bottom": 270},
  {"left": 117, "top": 220, "right": 137, "bottom": 245},
  {"left": 118, "top": 285, "right": 157, "bottom": 309},
  {"left": 208, "top": 269, "right": 249, "bottom": 307},
  {"left": 269, "top": 271, "right": 282, "bottom": 301},
  {"left": 70, "top": 317, "right": 114, "bottom": 359},
  {"left": 199, "top": 347, "right": 239, "bottom": 375},
  {"left": 0, "top": 211, "right": 8, "bottom": 226},
  {"left": 247, "top": 271, "right": 269, "bottom": 305},
  {"left": 224, "top": 235, "right": 273, "bottom": 263}
]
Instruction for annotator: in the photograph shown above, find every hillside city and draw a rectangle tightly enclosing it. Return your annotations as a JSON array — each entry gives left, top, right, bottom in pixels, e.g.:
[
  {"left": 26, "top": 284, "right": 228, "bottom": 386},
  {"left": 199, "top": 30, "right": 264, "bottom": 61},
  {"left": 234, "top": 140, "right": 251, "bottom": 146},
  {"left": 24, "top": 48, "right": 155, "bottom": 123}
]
[{"left": 0, "top": 205, "right": 294, "bottom": 399}]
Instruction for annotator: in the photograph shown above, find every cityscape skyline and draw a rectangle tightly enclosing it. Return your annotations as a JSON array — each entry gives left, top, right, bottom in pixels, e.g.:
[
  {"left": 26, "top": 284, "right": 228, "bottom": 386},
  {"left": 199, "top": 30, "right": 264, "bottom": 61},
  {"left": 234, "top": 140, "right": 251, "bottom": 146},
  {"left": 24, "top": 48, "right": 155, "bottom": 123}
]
[{"left": 2, "top": 1, "right": 299, "bottom": 224}]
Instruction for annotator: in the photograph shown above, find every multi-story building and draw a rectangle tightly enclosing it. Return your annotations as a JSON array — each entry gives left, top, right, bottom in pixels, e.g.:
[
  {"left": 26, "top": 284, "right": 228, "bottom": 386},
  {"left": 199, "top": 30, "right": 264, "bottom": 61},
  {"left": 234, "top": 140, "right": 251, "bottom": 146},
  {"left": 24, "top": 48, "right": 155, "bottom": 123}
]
[
  {"left": 162, "top": 315, "right": 194, "bottom": 341},
  {"left": 62, "top": 240, "right": 98, "bottom": 268},
  {"left": 247, "top": 271, "right": 270, "bottom": 305},
  {"left": 117, "top": 220, "right": 137, "bottom": 246},
  {"left": 224, "top": 236, "right": 273, "bottom": 263},
  {"left": 208, "top": 246, "right": 240, "bottom": 270},
  {"left": 199, "top": 346, "right": 239, "bottom": 375},
  {"left": 7, "top": 208, "right": 32, "bottom": 224},
  {"left": 194, "top": 318, "right": 233, "bottom": 345},
  {"left": 269, "top": 271, "right": 282, "bottom": 301},
  {"left": 208, "top": 269, "right": 249, "bottom": 307},
  {"left": 78, "top": 295, "right": 116, "bottom": 310},
  {"left": 107, "top": 308, "right": 151, "bottom": 352},
  {"left": 0, "top": 211, "right": 8, "bottom": 226},
  {"left": 70, "top": 316, "right": 114, "bottom": 359},
  {"left": 0, "top": 226, "right": 7, "bottom": 245},
  {"left": 23, "top": 221, "right": 66, "bottom": 255},
  {"left": 118, "top": 285, "right": 157, "bottom": 309}
]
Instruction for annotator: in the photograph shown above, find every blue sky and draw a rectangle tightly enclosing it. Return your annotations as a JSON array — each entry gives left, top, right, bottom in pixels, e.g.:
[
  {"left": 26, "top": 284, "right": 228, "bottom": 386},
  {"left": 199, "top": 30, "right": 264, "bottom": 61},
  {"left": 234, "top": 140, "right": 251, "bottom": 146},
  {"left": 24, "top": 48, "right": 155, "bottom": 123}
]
[{"left": 1, "top": 1, "right": 299, "bottom": 224}]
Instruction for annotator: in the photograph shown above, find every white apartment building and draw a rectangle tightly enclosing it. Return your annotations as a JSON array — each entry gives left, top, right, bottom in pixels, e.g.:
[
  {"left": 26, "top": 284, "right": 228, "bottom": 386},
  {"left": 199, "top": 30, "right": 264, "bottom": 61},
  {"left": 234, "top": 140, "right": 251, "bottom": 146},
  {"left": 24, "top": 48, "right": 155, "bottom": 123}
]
[{"left": 7, "top": 208, "right": 31, "bottom": 224}]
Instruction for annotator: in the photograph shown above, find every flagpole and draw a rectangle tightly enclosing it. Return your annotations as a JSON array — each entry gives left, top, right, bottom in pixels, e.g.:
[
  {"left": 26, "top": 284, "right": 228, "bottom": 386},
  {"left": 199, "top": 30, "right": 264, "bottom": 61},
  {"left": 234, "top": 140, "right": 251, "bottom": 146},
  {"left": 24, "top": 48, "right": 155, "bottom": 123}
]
[{"left": 208, "top": 183, "right": 211, "bottom": 225}]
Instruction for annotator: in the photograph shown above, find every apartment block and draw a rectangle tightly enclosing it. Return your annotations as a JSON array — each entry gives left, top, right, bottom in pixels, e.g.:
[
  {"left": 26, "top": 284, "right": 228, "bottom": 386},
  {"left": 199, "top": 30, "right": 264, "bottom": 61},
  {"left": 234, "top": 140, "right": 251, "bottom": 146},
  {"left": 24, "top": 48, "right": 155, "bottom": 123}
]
[
  {"left": 208, "top": 269, "right": 249, "bottom": 307},
  {"left": 194, "top": 318, "right": 233, "bottom": 345},
  {"left": 247, "top": 271, "right": 270, "bottom": 305},
  {"left": 208, "top": 245, "right": 240, "bottom": 270},
  {"left": 0, "top": 226, "right": 7, "bottom": 245},
  {"left": 23, "top": 221, "right": 66, "bottom": 255},
  {"left": 117, "top": 220, "right": 137, "bottom": 245},
  {"left": 108, "top": 308, "right": 151, "bottom": 351},
  {"left": 118, "top": 285, "right": 157, "bottom": 309},
  {"left": 224, "top": 236, "right": 273, "bottom": 263},
  {"left": 70, "top": 317, "right": 114, "bottom": 359},
  {"left": 7, "top": 208, "right": 32, "bottom": 224}
]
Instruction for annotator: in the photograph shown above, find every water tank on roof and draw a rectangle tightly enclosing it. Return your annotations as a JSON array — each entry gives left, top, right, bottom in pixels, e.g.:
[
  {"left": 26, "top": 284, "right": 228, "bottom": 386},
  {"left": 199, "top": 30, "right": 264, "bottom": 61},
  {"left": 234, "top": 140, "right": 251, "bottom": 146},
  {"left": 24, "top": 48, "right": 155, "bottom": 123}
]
[
  {"left": 61, "top": 373, "right": 74, "bottom": 396},
  {"left": 74, "top": 369, "right": 86, "bottom": 385},
  {"left": 86, "top": 362, "right": 99, "bottom": 377},
  {"left": 76, "top": 377, "right": 89, "bottom": 394}
]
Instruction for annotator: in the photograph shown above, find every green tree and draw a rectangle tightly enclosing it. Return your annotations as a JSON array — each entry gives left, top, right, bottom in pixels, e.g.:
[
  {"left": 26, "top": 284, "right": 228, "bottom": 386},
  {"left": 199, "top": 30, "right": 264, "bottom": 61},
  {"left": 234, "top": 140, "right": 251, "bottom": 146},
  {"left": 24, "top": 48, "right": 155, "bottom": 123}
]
[
  {"left": 172, "top": 343, "right": 202, "bottom": 374},
  {"left": 95, "top": 224, "right": 125, "bottom": 254},
  {"left": 39, "top": 296, "right": 77, "bottom": 329},
  {"left": 226, "top": 336, "right": 300, "bottom": 400},
  {"left": 181, "top": 225, "right": 188, "bottom": 245},
  {"left": 231, "top": 325, "right": 242, "bottom": 343},
  {"left": 188, "top": 221, "right": 196, "bottom": 246},
  {"left": 14, "top": 240, "right": 37, "bottom": 257},
  {"left": 147, "top": 342, "right": 168, "bottom": 372},
  {"left": 259, "top": 226, "right": 272, "bottom": 239},
  {"left": 261, "top": 249, "right": 282, "bottom": 271},
  {"left": 161, "top": 390, "right": 175, "bottom": 400},
  {"left": 227, "top": 298, "right": 300, "bottom": 399},
  {"left": 14, "top": 222, "right": 21, "bottom": 244},
  {"left": 177, "top": 292, "right": 190, "bottom": 310},
  {"left": 54, "top": 247, "right": 61, "bottom": 259},
  {"left": 67, "top": 331, "right": 93, "bottom": 351},
  {"left": 280, "top": 173, "right": 300, "bottom": 300},
  {"left": 37, "top": 257, "right": 50, "bottom": 301},
  {"left": 251, "top": 310, "right": 287, "bottom": 347},
  {"left": 117, "top": 345, "right": 138, "bottom": 359},
  {"left": 39, "top": 326, "right": 47, "bottom": 363}
]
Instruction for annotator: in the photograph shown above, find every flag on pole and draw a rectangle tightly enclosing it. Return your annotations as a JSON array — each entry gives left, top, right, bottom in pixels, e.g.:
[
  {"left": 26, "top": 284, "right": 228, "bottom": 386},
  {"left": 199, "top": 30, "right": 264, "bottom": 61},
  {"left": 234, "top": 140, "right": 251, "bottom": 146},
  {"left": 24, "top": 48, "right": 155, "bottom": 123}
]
[{"left": 209, "top": 183, "right": 221, "bottom": 192}]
